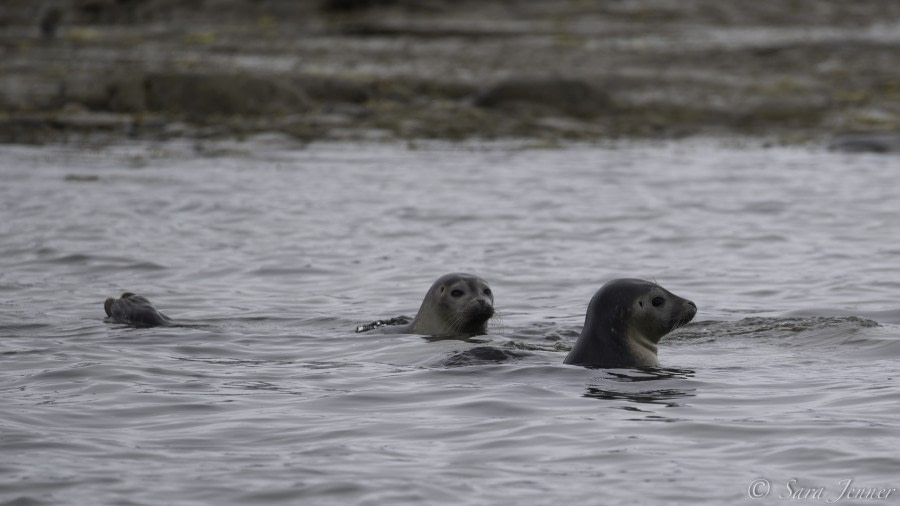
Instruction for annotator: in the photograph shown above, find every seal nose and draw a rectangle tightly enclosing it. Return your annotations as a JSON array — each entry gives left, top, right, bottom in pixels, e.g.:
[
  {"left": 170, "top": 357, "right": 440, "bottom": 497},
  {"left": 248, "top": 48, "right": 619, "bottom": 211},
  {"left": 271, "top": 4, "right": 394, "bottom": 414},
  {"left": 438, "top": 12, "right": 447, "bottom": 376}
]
[{"left": 476, "top": 298, "right": 494, "bottom": 316}]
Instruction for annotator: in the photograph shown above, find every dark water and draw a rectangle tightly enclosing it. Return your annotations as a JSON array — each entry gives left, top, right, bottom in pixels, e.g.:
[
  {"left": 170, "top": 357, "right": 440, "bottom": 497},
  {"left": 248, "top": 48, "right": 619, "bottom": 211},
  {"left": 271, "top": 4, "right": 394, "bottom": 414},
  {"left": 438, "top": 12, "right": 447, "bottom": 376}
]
[{"left": 2, "top": 138, "right": 899, "bottom": 505}]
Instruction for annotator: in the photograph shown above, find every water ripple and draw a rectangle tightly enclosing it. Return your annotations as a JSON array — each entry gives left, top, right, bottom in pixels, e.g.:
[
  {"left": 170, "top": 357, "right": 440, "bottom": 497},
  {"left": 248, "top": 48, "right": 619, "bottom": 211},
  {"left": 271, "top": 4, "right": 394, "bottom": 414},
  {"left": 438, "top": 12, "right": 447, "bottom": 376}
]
[{"left": 1, "top": 140, "right": 899, "bottom": 505}]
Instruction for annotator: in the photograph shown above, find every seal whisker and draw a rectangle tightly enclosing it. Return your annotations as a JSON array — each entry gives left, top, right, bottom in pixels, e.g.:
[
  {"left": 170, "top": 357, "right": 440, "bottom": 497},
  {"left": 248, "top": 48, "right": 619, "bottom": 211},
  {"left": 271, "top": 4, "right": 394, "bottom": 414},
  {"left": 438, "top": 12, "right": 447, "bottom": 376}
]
[
  {"left": 453, "top": 310, "right": 472, "bottom": 332},
  {"left": 487, "top": 311, "right": 505, "bottom": 333},
  {"left": 446, "top": 312, "right": 464, "bottom": 333}
]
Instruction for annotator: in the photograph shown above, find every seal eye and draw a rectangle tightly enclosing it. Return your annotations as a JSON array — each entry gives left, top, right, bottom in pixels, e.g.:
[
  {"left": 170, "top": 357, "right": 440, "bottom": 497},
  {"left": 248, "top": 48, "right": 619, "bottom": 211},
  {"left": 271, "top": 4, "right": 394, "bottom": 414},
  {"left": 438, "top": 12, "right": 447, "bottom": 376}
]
[
  {"left": 651, "top": 296, "right": 665, "bottom": 308},
  {"left": 483, "top": 289, "right": 492, "bottom": 296},
  {"left": 451, "top": 289, "right": 464, "bottom": 298}
]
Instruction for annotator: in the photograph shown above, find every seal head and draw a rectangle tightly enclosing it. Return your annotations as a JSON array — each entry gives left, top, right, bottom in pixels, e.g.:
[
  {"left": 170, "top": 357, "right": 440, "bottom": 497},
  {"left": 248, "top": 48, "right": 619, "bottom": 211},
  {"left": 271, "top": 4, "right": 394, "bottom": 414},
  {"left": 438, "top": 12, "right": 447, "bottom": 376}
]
[
  {"left": 376, "top": 273, "right": 494, "bottom": 337},
  {"left": 409, "top": 273, "right": 494, "bottom": 337},
  {"left": 564, "top": 279, "right": 696, "bottom": 368},
  {"left": 104, "top": 292, "right": 172, "bottom": 327}
]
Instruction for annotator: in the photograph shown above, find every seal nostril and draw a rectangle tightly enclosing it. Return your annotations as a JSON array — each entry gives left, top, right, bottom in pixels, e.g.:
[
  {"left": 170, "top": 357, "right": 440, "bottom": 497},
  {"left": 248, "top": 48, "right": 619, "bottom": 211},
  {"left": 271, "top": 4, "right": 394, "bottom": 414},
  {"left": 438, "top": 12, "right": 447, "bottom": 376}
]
[{"left": 687, "top": 301, "right": 696, "bottom": 309}]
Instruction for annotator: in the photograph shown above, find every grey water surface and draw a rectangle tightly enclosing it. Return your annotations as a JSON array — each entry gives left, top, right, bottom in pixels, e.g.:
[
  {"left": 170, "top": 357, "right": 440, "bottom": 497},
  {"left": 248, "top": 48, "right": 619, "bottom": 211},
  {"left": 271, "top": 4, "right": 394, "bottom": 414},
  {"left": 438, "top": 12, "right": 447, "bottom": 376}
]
[{"left": 1, "top": 138, "right": 899, "bottom": 505}]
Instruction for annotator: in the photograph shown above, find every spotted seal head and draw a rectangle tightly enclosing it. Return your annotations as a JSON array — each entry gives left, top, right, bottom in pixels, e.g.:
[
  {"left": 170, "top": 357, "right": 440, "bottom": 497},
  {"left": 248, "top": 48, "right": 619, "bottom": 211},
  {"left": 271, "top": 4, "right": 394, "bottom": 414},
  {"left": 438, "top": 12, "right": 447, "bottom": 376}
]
[
  {"left": 379, "top": 273, "right": 495, "bottom": 337},
  {"left": 564, "top": 279, "right": 696, "bottom": 368},
  {"left": 104, "top": 292, "right": 172, "bottom": 327}
]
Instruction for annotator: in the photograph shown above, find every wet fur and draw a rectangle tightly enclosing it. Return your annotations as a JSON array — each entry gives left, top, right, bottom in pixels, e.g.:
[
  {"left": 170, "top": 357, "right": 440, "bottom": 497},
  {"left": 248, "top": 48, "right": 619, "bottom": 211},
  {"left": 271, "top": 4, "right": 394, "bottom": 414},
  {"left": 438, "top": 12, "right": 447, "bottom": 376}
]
[
  {"left": 104, "top": 292, "right": 172, "bottom": 327},
  {"left": 564, "top": 279, "right": 696, "bottom": 368}
]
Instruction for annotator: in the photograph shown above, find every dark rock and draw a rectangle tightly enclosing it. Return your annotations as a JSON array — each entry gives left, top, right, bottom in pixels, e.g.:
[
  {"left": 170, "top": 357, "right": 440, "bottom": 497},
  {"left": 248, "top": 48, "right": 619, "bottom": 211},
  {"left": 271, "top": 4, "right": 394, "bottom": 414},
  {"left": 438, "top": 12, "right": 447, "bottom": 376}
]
[
  {"left": 296, "top": 75, "right": 371, "bottom": 104},
  {"left": 320, "top": 0, "right": 398, "bottom": 13},
  {"left": 828, "top": 133, "right": 900, "bottom": 154},
  {"left": 106, "top": 77, "right": 147, "bottom": 113},
  {"left": 75, "top": 0, "right": 143, "bottom": 24},
  {"left": 142, "top": 72, "right": 311, "bottom": 117},
  {"left": 39, "top": 7, "right": 63, "bottom": 39},
  {"left": 475, "top": 78, "right": 612, "bottom": 118},
  {"left": 0, "top": 117, "right": 59, "bottom": 145}
]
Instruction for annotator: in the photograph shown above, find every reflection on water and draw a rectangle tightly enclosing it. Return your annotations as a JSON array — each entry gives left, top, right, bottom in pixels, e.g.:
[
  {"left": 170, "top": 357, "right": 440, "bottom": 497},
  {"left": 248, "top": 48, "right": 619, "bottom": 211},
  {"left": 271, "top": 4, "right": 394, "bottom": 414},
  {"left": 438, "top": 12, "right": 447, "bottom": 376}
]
[{"left": 584, "top": 367, "right": 696, "bottom": 406}]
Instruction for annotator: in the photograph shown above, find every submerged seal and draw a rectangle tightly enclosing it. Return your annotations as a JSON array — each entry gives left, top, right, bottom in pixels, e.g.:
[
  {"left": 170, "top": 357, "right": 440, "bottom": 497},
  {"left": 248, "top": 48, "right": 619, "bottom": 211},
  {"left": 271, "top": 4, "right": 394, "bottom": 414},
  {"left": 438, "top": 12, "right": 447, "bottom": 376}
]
[
  {"left": 104, "top": 292, "right": 172, "bottom": 327},
  {"left": 564, "top": 279, "right": 696, "bottom": 368},
  {"left": 377, "top": 273, "right": 495, "bottom": 337}
]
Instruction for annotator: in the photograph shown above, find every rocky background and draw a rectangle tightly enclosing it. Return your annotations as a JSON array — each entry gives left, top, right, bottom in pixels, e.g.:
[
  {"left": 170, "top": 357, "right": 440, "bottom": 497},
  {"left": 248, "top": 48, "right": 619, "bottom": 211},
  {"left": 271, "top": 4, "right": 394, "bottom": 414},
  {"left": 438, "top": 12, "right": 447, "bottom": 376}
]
[{"left": 2, "top": 0, "right": 900, "bottom": 146}]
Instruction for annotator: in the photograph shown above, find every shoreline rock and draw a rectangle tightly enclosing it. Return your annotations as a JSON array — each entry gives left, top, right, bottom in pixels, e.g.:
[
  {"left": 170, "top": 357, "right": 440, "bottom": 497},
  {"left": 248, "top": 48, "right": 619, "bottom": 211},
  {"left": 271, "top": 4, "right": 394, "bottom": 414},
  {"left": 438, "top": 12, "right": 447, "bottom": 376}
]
[{"left": 2, "top": 0, "right": 900, "bottom": 145}]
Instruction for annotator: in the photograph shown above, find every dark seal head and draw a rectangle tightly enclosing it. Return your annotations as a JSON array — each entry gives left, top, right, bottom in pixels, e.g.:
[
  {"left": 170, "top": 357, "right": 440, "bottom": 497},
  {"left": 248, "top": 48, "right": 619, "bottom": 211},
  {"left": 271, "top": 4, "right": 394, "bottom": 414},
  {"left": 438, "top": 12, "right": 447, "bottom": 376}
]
[
  {"left": 409, "top": 273, "right": 494, "bottom": 337},
  {"left": 104, "top": 292, "right": 172, "bottom": 327},
  {"left": 564, "top": 279, "right": 696, "bottom": 368},
  {"left": 378, "top": 273, "right": 494, "bottom": 337}
]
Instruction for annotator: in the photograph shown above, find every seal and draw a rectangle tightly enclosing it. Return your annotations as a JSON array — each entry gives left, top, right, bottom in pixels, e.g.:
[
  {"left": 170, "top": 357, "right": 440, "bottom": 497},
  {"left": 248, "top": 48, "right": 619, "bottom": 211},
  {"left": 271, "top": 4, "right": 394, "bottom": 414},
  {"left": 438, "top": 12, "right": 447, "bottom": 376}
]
[
  {"left": 564, "top": 279, "right": 696, "bottom": 368},
  {"left": 375, "top": 273, "right": 495, "bottom": 337},
  {"left": 104, "top": 292, "right": 172, "bottom": 327}
]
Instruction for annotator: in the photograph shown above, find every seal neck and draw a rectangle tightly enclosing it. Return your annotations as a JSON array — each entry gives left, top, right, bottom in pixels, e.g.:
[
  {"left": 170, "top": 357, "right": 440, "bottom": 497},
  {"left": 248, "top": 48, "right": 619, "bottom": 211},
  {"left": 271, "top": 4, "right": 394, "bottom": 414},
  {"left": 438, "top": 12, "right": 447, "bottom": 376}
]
[
  {"left": 625, "top": 331, "right": 660, "bottom": 367},
  {"left": 564, "top": 303, "right": 660, "bottom": 368}
]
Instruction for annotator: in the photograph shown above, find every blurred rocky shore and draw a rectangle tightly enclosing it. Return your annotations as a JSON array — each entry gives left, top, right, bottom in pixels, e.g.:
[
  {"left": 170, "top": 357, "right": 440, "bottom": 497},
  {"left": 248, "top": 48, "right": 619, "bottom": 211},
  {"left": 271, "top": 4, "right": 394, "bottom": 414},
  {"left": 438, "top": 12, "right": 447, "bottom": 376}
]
[{"left": 2, "top": 0, "right": 900, "bottom": 146}]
